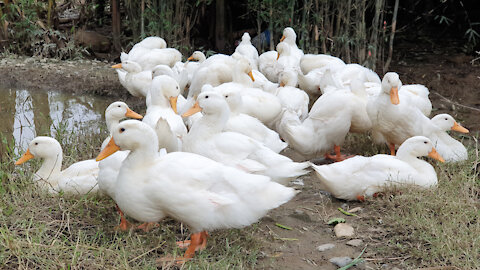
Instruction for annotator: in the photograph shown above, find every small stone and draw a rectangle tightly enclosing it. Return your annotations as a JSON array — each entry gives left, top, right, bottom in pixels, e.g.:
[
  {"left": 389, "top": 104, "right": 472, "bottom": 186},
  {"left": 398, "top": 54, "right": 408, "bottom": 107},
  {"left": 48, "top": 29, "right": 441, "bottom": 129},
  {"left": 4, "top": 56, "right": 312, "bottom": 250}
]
[
  {"left": 329, "top": 257, "right": 352, "bottom": 267},
  {"left": 316, "top": 243, "right": 335, "bottom": 252},
  {"left": 334, "top": 223, "right": 355, "bottom": 238},
  {"left": 348, "top": 207, "right": 362, "bottom": 213},
  {"left": 346, "top": 239, "right": 363, "bottom": 247}
]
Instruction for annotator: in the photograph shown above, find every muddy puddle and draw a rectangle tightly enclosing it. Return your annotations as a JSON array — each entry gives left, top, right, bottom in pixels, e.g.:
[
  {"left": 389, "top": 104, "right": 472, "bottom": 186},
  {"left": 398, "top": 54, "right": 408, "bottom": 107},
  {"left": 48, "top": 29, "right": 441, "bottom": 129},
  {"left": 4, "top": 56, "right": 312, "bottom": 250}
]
[{"left": 0, "top": 87, "right": 115, "bottom": 154}]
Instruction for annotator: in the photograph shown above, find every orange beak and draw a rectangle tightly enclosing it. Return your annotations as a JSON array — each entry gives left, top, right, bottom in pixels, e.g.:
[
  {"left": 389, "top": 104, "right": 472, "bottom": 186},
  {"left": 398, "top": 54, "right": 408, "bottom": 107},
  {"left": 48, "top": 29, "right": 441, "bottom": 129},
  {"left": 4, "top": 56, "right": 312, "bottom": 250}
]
[
  {"left": 182, "top": 101, "right": 202, "bottom": 117},
  {"left": 169, "top": 96, "right": 178, "bottom": 114},
  {"left": 15, "top": 149, "right": 35, "bottom": 165},
  {"left": 111, "top": 63, "right": 122, "bottom": 69},
  {"left": 280, "top": 35, "right": 285, "bottom": 42},
  {"left": 451, "top": 122, "right": 469, "bottom": 133},
  {"left": 428, "top": 147, "right": 445, "bottom": 163},
  {"left": 187, "top": 56, "right": 194, "bottom": 61},
  {"left": 279, "top": 82, "right": 286, "bottom": 87},
  {"left": 248, "top": 71, "right": 255, "bottom": 82},
  {"left": 96, "top": 137, "right": 121, "bottom": 161},
  {"left": 390, "top": 87, "right": 399, "bottom": 105},
  {"left": 125, "top": 108, "right": 143, "bottom": 119},
  {"left": 276, "top": 52, "right": 280, "bottom": 60}
]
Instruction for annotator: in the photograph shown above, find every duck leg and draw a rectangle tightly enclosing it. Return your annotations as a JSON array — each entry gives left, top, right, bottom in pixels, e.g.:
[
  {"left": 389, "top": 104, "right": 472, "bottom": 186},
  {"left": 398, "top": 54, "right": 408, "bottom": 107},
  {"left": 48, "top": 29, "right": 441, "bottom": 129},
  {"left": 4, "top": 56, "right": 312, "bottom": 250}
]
[
  {"left": 389, "top": 143, "right": 396, "bottom": 156},
  {"left": 325, "top": 145, "right": 353, "bottom": 162},
  {"left": 136, "top": 222, "right": 159, "bottom": 232},
  {"left": 175, "top": 232, "right": 205, "bottom": 264},
  {"left": 115, "top": 204, "right": 133, "bottom": 231},
  {"left": 176, "top": 231, "right": 208, "bottom": 251}
]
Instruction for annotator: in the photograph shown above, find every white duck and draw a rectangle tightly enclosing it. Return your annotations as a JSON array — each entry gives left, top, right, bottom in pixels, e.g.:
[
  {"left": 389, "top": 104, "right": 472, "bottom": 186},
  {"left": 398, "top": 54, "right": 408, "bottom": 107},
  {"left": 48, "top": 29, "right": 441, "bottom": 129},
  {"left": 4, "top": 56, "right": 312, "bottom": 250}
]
[
  {"left": 367, "top": 72, "right": 435, "bottom": 155},
  {"left": 15, "top": 137, "right": 99, "bottom": 195},
  {"left": 98, "top": 101, "right": 143, "bottom": 198},
  {"left": 220, "top": 88, "right": 287, "bottom": 153},
  {"left": 299, "top": 53, "right": 345, "bottom": 74},
  {"left": 278, "top": 82, "right": 366, "bottom": 161},
  {"left": 182, "top": 91, "right": 309, "bottom": 184},
  {"left": 279, "top": 27, "right": 304, "bottom": 62},
  {"left": 258, "top": 50, "right": 279, "bottom": 82},
  {"left": 235, "top": 32, "right": 259, "bottom": 70},
  {"left": 429, "top": 114, "right": 469, "bottom": 162},
  {"left": 96, "top": 120, "right": 295, "bottom": 261},
  {"left": 214, "top": 59, "right": 283, "bottom": 125},
  {"left": 275, "top": 42, "right": 301, "bottom": 75},
  {"left": 310, "top": 136, "right": 444, "bottom": 201},
  {"left": 365, "top": 72, "right": 432, "bottom": 117},
  {"left": 143, "top": 75, "right": 187, "bottom": 152},
  {"left": 274, "top": 69, "right": 309, "bottom": 121},
  {"left": 112, "top": 60, "right": 152, "bottom": 97},
  {"left": 128, "top": 48, "right": 182, "bottom": 71},
  {"left": 98, "top": 101, "right": 143, "bottom": 231}
]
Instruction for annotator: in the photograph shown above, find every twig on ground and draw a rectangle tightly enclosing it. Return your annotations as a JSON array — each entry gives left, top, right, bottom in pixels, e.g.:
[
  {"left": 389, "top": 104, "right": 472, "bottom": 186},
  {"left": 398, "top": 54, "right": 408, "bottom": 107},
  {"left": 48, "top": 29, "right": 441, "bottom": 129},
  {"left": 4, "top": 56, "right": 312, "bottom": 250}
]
[{"left": 431, "top": 91, "right": 480, "bottom": 112}]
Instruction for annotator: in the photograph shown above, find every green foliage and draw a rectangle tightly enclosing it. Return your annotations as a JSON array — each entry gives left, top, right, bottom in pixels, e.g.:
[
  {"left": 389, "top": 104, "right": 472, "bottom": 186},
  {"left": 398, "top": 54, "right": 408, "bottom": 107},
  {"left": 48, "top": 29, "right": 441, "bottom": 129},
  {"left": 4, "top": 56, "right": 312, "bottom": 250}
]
[{"left": 1, "top": 0, "right": 86, "bottom": 59}]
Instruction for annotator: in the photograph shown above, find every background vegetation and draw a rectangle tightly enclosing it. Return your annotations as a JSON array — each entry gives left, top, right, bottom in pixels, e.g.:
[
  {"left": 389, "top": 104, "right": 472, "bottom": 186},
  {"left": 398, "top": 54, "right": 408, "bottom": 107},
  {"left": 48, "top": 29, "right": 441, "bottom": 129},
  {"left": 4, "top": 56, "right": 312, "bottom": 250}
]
[{"left": 0, "top": 0, "right": 479, "bottom": 69}]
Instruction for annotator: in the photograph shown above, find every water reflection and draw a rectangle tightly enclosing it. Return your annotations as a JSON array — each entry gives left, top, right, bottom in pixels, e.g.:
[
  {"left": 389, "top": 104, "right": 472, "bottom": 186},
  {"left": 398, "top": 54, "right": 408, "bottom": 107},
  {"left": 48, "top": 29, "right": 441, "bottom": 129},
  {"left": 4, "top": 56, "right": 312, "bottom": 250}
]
[{"left": 0, "top": 87, "right": 114, "bottom": 155}]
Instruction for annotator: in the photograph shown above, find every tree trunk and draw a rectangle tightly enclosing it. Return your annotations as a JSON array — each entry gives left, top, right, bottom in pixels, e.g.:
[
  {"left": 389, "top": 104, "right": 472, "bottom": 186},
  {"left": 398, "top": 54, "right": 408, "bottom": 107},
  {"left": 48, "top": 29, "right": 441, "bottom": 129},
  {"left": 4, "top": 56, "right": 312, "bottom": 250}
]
[
  {"left": 215, "top": 0, "right": 226, "bottom": 52},
  {"left": 384, "top": 0, "right": 399, "bottom": 72},
  {"left": 111, "top": 0, "right": 121, "bottom": 52}
]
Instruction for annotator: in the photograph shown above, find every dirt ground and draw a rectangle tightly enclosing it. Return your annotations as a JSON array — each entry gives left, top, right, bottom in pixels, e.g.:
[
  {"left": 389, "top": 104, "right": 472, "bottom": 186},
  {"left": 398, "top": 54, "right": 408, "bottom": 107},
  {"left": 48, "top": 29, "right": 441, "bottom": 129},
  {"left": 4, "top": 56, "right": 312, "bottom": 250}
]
[{"left": 0, "top": 42, "right": 479, "bottom": 269}]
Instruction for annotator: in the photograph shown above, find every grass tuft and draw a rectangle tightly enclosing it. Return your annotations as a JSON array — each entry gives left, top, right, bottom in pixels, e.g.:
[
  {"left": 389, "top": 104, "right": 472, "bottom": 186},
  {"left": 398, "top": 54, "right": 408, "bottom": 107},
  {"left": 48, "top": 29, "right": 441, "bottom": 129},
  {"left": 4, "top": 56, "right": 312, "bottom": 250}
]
[{"left": 0, "top": 127, "right": 261, "bottom": 269}]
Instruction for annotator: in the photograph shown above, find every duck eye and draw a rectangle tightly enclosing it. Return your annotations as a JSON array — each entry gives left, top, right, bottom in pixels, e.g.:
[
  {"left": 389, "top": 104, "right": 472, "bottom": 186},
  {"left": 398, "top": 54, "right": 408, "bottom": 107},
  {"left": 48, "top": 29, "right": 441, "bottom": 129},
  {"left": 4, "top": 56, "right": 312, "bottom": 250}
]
[
  {"left": 120, "top": 128, "right": 125, "bottom": 133},
  {"left": 424, "top": 141, "right": 428, "bottom": 144},
  {"left": 34, "top": 142, "right": 38, "bottom": 145},
  {"left": 118, "top": 105, "right": 121, "bottom": 107},
  {"left": 225, "top": 95, "right": 229, "bottom": 98},
  {"left": 205, "top": 95, "right": 209, "bottom": 99},
  {"left": 445, "top": 118, "right": 448, "bottom": 120}
]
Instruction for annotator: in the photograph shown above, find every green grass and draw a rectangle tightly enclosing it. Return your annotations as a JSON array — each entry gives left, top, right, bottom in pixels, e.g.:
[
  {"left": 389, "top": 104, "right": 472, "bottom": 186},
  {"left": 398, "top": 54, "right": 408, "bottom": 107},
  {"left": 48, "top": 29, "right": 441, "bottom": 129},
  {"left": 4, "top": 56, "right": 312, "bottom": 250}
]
[
  {"left": 344, "top": 133, "right": 480, "bottom": 269},
  {"left": 1, "top": 124, "right": 479, "bottom": 269},
  {"left": 0, "top": 129, "right": 261, "bottom": 269}
]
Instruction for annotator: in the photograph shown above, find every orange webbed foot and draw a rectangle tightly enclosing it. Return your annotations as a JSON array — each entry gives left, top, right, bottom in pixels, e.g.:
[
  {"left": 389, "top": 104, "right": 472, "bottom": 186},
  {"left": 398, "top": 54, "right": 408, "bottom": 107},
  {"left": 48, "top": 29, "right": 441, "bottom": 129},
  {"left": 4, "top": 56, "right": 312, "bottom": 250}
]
[
  {"left": 136, "top": 222, "right": 159, "bottom": 232},
  {"left": 325, "top": 145, "right": 354, "bottom": 162}
]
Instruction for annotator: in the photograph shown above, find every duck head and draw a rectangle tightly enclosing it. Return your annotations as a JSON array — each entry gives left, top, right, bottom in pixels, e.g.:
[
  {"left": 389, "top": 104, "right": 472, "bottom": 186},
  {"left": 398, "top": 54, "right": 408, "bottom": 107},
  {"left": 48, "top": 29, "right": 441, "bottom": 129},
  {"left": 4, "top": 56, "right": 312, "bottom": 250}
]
[
  {"left": 431, "top": 114, "right": 469, "bottom": 133},
  {"left": 381, "top": 72, "right": 402, "bottom": 105},
  {"left": 183, "top": 89, "right": 229, "bottom": 118},
  {"left": 15, "top": 137, "right": 62, "bottom": 165},
  {"left": 398, "top": 136, "right": 445, "bottom": 162},
  {"left": 149, "top": 75, "right": 181, "bottom": 113},
  {"left": 96, "top": 120, "right": 158, "bottom": 161}
]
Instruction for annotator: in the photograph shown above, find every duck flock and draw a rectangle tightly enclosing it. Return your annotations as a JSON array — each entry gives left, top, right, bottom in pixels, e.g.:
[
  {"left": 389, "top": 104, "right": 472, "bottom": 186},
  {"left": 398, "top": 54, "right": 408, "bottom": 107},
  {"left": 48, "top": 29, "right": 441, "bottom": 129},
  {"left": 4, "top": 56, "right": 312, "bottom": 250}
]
[{"left": 15, "top": 27, "right": 470, "bottom": 262}]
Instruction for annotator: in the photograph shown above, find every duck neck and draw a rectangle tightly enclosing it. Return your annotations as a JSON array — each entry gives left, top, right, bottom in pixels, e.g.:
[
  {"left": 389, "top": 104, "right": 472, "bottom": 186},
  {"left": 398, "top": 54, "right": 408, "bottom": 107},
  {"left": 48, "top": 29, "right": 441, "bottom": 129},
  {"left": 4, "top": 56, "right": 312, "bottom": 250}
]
[
  {"left": 149, "top": 92, "right": 170, "bottom": 109},
  {"left": 126, "top": 141, "right": 159, "bottom": 164},
  {"left": 232, "top": 71, "right": 253, "bottom": 87},
  {"left": 36, "top": 151, "right": 63, "bottom": 182},
  {"left": 395, "top": 147, "right": 427, "bottom": 170},
  {"left": 105, "top": 115, "right": 121, "bottom": 134},
  {"left": 190, "top": 108, "right": 230, "bottom": 137}
]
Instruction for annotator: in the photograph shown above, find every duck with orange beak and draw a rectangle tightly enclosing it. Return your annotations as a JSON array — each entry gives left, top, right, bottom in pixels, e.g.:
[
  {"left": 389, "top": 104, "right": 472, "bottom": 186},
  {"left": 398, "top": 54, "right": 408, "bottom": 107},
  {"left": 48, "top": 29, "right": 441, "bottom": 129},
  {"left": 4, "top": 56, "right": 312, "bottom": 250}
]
[
  {"left": 97, "top": 101, "right": 147, "bottom": 231},
  {"left": 142, "top": 75, "right": 187, "bottom": 153},
  {"left": 367, "top": 72, "right": 438, "bottom": 155},
  {"left": 96, "top": 120, "right": 295, "bottom": 264},
  {"left": 15, "top": 137, "right": 99, "bottom": 195},
  {"left": 310, "top": 136, "right": 444, "bottom": 201},
  {"left": 428, "top": 114, "right": 469, "bottom": 162}
]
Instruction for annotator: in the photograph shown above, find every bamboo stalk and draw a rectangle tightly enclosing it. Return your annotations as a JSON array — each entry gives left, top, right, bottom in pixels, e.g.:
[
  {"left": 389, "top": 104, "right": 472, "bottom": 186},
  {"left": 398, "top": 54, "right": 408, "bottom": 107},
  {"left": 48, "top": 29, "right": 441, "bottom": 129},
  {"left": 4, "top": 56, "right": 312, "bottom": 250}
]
[
  {"left": 384, "top": 0, "right": 399, "bottom": 72},
  {"left": 47, "top": 0, "right": 54, "bottom": 28},
  {"left": 140, "top": 0, "right": 145, "bottom": 38}
]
